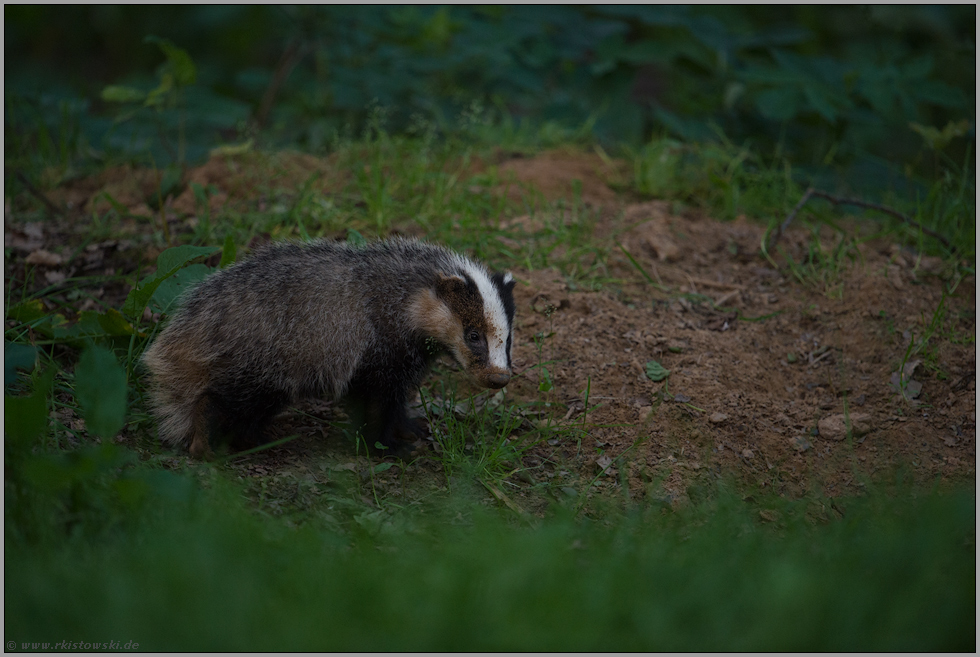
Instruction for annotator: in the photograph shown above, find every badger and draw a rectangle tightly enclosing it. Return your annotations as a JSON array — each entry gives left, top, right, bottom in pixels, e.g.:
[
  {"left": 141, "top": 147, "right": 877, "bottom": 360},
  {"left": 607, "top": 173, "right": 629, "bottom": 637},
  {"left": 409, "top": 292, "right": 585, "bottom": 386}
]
[{"left": 141, "top": 238, "right": 516, "bottom": 459}]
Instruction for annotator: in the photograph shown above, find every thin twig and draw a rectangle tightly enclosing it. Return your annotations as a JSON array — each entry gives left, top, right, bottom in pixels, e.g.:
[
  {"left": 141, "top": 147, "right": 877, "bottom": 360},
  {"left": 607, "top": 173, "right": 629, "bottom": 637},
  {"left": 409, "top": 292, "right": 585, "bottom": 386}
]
[
  {"left": 770, "top": 186, "right": 955, "bottom": 254},
  {"left": 688, "top": 277, "right": 744, "bottom": 291},
  {"left": 776, "top": 186, "right": 815, "bottom": 243},
  {"left": 15, "top": 171, "right": 65, "bottom": 216},
  {"left": 810, "top": 189, "right": 954, "bottom": 252},
  {"left": 254, "top": 40, "right": 307, "bottom": 129},
  {"left": 482, "top": 480, "right": 528, "bottom": 518}
]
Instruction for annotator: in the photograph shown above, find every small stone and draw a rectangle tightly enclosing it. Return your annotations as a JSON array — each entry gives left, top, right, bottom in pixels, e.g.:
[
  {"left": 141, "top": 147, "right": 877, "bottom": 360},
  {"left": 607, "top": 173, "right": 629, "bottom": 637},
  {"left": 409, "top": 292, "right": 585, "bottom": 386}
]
[
  {"left": 817, "top": 413, "right": 872, "bottom": 441},
  {"left": 790, "top": 435, "right": 812, "bottom": 452},
  {"left": 887, "top": 264, "right": 904, "bottom": 290},
  {"left": 742, "top": 449, "right": 754, "bottom": 459},
  {"left": 638, "top": 406, "right": 654, "bottom": 422},
  {"left": 630, "top": 217, "right": 681, "bottom": 262},
  {"left": 709, "top": 412, "right": 728, "bottom": 424}
]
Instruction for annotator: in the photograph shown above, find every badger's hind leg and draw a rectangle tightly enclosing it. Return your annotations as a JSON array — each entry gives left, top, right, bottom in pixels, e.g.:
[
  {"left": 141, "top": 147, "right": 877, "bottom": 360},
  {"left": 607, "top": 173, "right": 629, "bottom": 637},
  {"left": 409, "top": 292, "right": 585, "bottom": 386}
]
[
  {"left": 204, "top": 382, "right": 293, "bottom": 452},
  {"left": 143, "top": 339, "right": 214, "bottom": 456},
  {"left": 188, "top": 395, "right": 213, "bottom": 459}
]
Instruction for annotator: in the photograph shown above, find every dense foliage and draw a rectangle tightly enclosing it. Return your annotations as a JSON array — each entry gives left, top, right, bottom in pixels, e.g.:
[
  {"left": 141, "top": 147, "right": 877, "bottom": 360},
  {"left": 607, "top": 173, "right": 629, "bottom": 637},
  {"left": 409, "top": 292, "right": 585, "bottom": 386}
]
[{"left": 5, "top": 5, "right": 975, "bottom": 194}]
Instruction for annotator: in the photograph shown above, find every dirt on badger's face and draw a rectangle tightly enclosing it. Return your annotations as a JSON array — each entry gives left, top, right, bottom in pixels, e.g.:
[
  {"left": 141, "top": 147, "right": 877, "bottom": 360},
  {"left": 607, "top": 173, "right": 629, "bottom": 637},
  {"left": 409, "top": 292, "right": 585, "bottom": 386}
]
[{"left": 141, "top": 237, "right": 516, "bottom": 459}]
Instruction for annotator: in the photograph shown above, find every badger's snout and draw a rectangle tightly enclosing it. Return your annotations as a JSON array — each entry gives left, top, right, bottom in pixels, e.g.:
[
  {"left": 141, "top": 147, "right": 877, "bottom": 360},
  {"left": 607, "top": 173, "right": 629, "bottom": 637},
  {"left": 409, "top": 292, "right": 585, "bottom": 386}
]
[{"left": 484, "top": 371, "right": 511, "bottom": 389}]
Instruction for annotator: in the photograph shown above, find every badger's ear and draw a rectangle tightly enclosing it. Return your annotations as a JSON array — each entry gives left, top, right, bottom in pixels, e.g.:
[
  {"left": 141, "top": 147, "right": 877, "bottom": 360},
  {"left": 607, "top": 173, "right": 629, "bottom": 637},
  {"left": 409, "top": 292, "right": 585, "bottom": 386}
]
[
  {"left": 435, "top": 273, "right": 468, "bottom": 300},
  {"left": 492, "top": 271, "right": 516, "bottom": 293}
]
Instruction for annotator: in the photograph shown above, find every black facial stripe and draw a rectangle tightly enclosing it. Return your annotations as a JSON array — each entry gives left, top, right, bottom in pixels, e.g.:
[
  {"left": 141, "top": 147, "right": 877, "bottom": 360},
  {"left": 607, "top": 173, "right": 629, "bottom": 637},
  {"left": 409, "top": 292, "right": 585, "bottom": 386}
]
[
  {"left": 460, "top": 271, "right": 479, "bottom": 297},
  {"left": 491, "top": 272, "right": 516, "bottom": 326},
  {"left": 441, "top": 269, "right": 489, "bottom": 340},
  {"left": 464, "top": 327, "right": 488, "bottom": 361}
]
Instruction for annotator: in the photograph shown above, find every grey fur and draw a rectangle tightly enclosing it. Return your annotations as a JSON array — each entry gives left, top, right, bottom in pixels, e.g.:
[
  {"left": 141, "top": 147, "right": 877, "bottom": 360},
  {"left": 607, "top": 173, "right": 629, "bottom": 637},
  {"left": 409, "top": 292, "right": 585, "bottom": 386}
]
[{"left": 141, "top": 237, "right": 516, "bottom": 457}]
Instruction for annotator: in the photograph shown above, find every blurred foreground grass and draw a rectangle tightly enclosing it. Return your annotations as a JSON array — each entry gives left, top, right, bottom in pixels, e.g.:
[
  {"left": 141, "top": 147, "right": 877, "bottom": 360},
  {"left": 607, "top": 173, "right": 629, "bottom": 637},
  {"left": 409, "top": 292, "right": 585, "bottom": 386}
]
[{"left": 5, "top": 467, "right": 974, "bottom": 651}]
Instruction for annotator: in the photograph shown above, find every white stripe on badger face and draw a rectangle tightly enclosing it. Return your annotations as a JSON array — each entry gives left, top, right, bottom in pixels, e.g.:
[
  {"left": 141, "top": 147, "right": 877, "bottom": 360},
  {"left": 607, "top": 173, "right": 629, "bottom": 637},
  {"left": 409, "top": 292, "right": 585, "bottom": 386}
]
[{"left": 455, "top": 256, "right": 512, "bottom": 372}]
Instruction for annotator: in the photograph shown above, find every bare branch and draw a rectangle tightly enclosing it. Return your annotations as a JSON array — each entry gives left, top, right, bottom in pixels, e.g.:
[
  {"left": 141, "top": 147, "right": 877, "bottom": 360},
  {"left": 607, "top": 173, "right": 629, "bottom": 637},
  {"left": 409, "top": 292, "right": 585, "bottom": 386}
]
[
  {"left": 769, "top": 187, "right": 955, "bottom": 254},
  {"left": 254, "top": 40, "right": 307, "bottom": 129}
]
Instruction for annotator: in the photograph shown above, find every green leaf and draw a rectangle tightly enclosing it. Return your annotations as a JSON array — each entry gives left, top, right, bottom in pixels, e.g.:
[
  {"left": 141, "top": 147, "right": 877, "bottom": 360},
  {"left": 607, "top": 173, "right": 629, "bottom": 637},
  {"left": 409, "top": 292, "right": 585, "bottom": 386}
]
[
  {"left": 645, "top": 360, "right": 671, "bottom": 382},
  {"left": 910, "top": 119, "right": 972, "bottom": 152},
  {"left": 903, "top": 54, "right": 934, "bottom": 80},
  {"left": 98, "top": 192, "right": 133, "bottom": 217},
  {"left": 96, "top": 308, "right": 138, "bottom": 336},
  {"left": 538, "top": 367, "right": 554, "bottom": 392},
  {"left": 7, "top": 299, "right": 47, "bottom": 323},
  {"left": 144, "top": 72, "right": 175, "bottom": 108},
  {"left": 915, "top": 80, "right": 967, "bottom": 108},
  {"left": 144, "top": 35, "right": 197, "bottom": 87},
  {"left": 5, "top": 343, "right": 38, "bottom": 387},
  {"left": 122, "top": 245, "right": 218, "bottom": 319},
  {"left": 156, "top": 245, "right": 218, "bottom": 275},
  {"left": 74, "top": 345, "right": 128, "bottom": 440},
  {"left": 802, "top": 84, "right": 838, "bottom": 123},
  {"left": 101, "top": 85, "right": 146, "bottom": 103},
  {"left": 57, "top": 311, "right": 106, "bottom": 342},
  {"left": 149, "top": 263, "right": 211, "bottom": 315},
  {"left": 190, "top": 181, "right": 208, "bottom": 205},
  {"left": 210, "top": 139, "right": 254, "bottom": 157},
  {"left": 347, "top": 228, "right": 368, "bottom": 248},
  {"left": 5, "top": 369, "right": 55, "bottom": 449},
  {"left": 755, "top": 87, "right": 802, "bottom": 122},
  {"left": 373, "top": 462, "right": 394, "bottom": 474},
  {"left": 219, "top": 234, "right": 237, "bottom": 269}
]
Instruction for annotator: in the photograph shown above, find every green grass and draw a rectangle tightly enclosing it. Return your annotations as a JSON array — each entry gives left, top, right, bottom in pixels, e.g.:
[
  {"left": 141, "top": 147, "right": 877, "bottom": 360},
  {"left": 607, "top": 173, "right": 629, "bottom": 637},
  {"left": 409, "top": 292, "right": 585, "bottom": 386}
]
[
  {"left": 5, "top": 468, "right": 974, "bottom": 651},
  {"left": 630, "top": 135, "right": 976, "bottom": 266}
]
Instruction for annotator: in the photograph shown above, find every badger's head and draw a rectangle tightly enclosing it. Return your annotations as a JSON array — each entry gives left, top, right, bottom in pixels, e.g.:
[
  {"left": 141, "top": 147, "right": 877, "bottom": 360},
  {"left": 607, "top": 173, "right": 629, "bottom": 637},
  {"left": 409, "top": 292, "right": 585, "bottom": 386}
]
[{"left": 409, "top": 263, "right": 516, "bottom": 389}]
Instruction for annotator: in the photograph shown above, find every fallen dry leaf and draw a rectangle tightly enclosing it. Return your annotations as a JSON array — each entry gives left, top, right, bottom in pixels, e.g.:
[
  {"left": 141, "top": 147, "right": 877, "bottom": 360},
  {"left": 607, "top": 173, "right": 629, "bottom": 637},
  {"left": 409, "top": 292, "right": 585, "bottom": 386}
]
[{"left": 25, "top": 249, "right": 62, "bottom": 266}]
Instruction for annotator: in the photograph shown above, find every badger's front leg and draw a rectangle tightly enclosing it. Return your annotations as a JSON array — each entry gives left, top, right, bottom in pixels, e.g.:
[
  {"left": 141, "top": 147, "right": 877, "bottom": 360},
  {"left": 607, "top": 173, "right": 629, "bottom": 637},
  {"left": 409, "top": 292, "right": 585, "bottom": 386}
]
[{"left": 344, "top": 381, "right": 418, "bottom": 459}]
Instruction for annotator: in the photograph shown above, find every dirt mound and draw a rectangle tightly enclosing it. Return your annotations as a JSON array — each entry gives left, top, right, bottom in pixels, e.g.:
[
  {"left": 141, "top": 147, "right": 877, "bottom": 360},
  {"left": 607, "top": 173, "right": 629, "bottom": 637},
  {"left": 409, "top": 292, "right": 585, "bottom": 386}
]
[
  {"left": 49, "top": 150, "right": 347, "bottom": 220},
  {"left": 494, "top": 153, "right": 975, "bottom": 504},
  {"left": 492, "top": 149, "right": 628, "bottom": 207}
]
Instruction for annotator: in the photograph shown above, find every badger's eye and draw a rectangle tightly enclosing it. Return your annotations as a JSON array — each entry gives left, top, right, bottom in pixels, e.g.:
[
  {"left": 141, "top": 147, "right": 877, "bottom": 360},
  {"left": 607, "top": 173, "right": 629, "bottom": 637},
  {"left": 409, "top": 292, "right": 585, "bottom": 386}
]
[{"left": 467, "top": 330, "right": 481, "bottom": 344}]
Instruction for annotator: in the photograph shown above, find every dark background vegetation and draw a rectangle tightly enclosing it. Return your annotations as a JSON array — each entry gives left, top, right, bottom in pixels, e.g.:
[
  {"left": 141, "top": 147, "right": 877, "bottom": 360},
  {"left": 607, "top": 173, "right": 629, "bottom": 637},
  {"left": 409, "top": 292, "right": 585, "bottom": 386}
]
[{"left": 5, "top": 5, "right": 975, "bottom": 194}]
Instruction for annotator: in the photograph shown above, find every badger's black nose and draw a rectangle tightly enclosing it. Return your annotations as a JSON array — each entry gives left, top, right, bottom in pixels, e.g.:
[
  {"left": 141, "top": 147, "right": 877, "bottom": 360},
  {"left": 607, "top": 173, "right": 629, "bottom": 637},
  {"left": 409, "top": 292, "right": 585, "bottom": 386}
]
[{"left": 485, "top": 371, "right": 511, "bottom": 389}]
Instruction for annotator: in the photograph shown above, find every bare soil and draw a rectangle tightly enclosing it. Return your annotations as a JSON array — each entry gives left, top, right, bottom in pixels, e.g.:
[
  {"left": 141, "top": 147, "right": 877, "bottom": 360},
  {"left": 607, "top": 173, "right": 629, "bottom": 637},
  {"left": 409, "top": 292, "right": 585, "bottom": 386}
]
[{"left": 6, "top": 149, "right": 976, "bottom": 509}]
